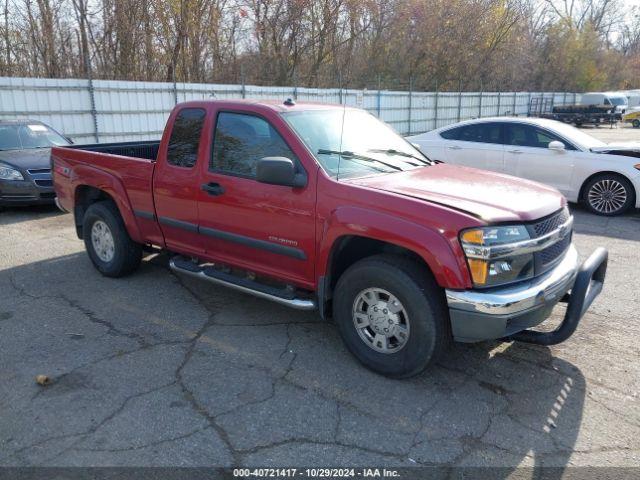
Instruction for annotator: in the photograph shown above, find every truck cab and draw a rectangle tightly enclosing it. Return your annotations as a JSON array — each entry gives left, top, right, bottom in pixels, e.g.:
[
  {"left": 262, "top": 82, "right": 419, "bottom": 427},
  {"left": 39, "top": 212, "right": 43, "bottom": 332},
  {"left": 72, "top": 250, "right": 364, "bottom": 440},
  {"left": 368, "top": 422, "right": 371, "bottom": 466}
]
[{"left": 52, "top": 99, "right": 607, "bottom": 378}]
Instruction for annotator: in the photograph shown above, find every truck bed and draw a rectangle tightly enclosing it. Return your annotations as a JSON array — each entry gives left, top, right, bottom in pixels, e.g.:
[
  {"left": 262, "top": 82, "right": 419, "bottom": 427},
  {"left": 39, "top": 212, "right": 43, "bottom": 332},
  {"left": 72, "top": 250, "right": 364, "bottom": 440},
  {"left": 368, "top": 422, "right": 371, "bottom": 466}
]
[
  {"left": 51, "top": 140, "right": 162, "bottom": 246},
  {"left": 65, "top": 140, "right": 160, "bottom": 161}
]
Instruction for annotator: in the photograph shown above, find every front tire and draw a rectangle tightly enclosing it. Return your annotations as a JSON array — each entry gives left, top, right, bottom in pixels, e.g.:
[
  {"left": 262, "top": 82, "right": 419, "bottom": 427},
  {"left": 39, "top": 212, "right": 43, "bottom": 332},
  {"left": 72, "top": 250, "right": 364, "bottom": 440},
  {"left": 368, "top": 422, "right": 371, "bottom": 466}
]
[
  {"left": 633, "top": 119, "right": 640, "bottom": 128},
  {"left": 333, "top": 254, "right": 450, "bottom": 378},
  {"left": 82, "top": 201, "right": 142, "bottom": 277},
  {"left": 583, "top": 174, "right": 635, "bottom": 216}
]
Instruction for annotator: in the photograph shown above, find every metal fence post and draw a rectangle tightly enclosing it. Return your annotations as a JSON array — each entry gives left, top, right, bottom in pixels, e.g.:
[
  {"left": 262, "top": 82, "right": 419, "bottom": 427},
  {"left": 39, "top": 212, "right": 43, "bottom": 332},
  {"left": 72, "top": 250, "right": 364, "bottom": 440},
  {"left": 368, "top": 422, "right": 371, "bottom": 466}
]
[
  {"left": 241, "top": 65, "right": 246, "bottom": 99},
  {"left": 407, "top": 76, "right": 413, "bottom": 135},
  {"left": 87, "top": 78, "right": 99, "bottom": 143},
  {"left": 478, "top": 87, "right": 483, "bottom": 118},
  {"left": 293, "top": 71, "right": 298, "bottom": 100},
  {"left": 512, "top": 92, "right": 517, "bottom": 116},
  {"left": 434, "top": 83, "right": 439, "bottom": 129},
  {"left": 497, "top": 91, "right": 502, "bottom": 116},
  {"left": 377, "top": 75, "right": 382, "bottom": 117},
  {"left": 456, "top": 81, "right": 462, "bottom": 122}
]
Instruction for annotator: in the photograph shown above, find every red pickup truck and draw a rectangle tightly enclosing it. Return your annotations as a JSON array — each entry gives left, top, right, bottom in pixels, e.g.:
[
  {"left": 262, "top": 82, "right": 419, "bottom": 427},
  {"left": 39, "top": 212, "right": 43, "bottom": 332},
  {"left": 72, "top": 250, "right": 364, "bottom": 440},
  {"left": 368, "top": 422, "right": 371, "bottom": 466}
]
[{"left": 52, "top": 99, "right": 608, "bottom": 377}]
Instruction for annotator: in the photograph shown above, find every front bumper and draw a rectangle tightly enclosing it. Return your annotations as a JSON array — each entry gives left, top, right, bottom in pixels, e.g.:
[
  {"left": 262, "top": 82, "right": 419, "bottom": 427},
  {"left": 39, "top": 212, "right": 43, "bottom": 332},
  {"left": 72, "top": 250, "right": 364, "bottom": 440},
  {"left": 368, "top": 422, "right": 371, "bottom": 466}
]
[
  {"left": 446, "top": 245, "right": 608, "bottom": 344},
  {"left": 0, "top": 179, "right": 55, "bottom": 206}
]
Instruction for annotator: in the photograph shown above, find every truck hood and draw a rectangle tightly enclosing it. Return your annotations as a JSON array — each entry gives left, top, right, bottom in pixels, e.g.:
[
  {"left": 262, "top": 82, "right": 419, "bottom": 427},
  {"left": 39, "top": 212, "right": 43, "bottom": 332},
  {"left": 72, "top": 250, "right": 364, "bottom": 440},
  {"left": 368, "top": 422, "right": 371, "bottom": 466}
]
[
  {"left": 347, "top": 164, "right": 565, "bottom": 223},
  {"left": 0, "top": 148, "right": 52, "bottom": 171}
]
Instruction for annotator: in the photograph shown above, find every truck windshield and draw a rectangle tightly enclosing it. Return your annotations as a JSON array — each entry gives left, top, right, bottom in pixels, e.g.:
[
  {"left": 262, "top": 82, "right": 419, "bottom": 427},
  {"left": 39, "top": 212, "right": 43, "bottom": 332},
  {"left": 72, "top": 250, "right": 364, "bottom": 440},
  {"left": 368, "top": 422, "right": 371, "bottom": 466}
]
[
  {"left": 282, "top": 109, "right": 430, "bottom": 179},
  {"left": 0, "top": 123, "right": 70, "bottom": 151}
]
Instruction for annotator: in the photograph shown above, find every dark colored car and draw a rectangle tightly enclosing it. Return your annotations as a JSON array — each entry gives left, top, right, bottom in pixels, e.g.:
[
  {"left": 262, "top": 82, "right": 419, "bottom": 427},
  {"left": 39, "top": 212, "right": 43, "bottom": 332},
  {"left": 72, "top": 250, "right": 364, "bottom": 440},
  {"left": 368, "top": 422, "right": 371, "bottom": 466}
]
[{"left": 0, "top": 120, "right": 71, "bottom": 208}]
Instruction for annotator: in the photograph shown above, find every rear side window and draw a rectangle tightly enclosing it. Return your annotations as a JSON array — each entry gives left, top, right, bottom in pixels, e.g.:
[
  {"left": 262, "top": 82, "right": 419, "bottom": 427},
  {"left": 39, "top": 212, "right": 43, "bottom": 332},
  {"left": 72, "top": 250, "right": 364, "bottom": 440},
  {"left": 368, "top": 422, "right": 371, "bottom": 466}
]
[
  {"left": 456, "top": 123, "right": 503, "bottom": 144},
  {"left": 505, "top": 124, "right": 536, "bottom": 147},
  {"left": 440, "top": 127, "right": 460, "bottom": 140},
  {"left": 166, "top": 108, "right": 206, "bottom": 168},
  {"left": 211, "top": 112, "right": 297, "bottom": 177}
]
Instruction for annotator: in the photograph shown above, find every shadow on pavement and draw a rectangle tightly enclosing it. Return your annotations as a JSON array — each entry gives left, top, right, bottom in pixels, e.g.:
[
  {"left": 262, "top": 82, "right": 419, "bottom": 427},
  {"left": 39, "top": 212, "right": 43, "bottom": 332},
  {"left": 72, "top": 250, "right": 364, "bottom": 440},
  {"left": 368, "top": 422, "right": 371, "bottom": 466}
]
[{"left": 0, "top": 205, "right": 64, "bottom": 226}]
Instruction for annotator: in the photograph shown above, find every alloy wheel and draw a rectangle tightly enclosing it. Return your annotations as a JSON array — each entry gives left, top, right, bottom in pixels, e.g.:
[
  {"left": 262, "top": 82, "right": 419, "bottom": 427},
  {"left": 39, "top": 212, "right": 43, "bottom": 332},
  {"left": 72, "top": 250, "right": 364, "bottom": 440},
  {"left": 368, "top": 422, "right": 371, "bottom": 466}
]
[
  {"left": 352, "top": 288, "right": 410, "bottom": 353},
  {"left": 587, "top": 179, "right": 628, "bottom": 214}
]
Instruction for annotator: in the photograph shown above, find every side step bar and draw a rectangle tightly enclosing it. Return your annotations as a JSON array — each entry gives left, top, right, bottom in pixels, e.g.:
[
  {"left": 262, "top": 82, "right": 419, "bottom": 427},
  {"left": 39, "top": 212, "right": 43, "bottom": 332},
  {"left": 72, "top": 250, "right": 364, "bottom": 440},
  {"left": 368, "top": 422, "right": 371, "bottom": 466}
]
[{"left": 169, "top": 256, "right": 317, "bottom": 311}]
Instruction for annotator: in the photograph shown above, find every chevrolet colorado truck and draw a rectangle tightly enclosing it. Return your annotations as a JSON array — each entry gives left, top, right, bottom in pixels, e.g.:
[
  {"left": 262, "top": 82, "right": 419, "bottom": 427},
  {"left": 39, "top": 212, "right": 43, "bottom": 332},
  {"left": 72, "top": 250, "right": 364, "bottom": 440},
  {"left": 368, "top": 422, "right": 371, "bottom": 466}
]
[{"left": 52, "top": 100, "right": 608, "bottom": 378}]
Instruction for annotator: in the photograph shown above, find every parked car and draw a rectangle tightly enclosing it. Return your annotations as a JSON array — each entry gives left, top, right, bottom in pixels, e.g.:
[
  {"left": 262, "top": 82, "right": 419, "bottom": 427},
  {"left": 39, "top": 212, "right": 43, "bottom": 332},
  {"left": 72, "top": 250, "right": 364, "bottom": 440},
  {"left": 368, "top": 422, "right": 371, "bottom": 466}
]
[
  {"left": 408, "top": 117, "right": 640, "bottom": 216},
  {"left": 0, "top": 119, "right": 71, "bottom": 208},
  {"left": 623, "top": 110, "right": 640, "bottom": 128},
  {"left": 52, "top": 100, "right": 607, "bottom": 378}
]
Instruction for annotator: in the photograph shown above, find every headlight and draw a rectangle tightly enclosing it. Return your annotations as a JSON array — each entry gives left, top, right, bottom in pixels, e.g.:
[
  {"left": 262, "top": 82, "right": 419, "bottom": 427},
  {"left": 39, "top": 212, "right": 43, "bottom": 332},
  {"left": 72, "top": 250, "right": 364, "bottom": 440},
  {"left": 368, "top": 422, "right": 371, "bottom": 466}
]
[
  {"left": 460, "top": 225, "right": 534, "bottom": 287},
  {"left": 0, "top": 163, "right": 23, "bottom": 181}
]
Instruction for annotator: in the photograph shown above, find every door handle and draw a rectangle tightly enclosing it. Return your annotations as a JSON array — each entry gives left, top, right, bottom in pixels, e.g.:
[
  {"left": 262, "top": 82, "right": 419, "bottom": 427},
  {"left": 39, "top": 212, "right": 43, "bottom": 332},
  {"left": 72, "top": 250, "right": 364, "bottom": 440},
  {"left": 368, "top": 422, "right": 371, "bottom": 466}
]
[
  {"left": 508, "top": 149, "right": 523, "bottom": 154},
  {"left": 448, "top": 145, "right": 462, "bottom": 150},
  {"left": 201, "top": 182, "right": 225, "bottom": 196}
]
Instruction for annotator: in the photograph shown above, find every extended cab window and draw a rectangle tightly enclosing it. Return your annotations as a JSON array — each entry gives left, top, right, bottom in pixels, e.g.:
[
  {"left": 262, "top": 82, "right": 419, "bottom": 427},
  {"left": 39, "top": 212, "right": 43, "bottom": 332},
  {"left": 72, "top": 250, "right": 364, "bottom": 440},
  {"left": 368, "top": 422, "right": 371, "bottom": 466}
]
[
  {"left": 211, "top": 112, "right": 296, "bottom": 177},
  {"left": 166, "top": 108, "right": 206, "bottom": 168}
]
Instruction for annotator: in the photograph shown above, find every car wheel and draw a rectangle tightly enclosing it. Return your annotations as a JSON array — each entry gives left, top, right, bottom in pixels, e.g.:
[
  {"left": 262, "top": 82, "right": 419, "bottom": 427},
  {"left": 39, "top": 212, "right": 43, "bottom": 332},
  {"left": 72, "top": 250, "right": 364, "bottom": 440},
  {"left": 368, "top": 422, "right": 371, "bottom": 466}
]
[
  {"left": 333, "top": 254, "right": 450, "bottom": 378},
  {"left": 583, "top": 174, "right": 635, "bottom": 216},
  {"left": 82, "top": 201, "right": 142, "bottom": 277},
  {"left": 633, "top": 119, "right": 640, "bottom": 128}
]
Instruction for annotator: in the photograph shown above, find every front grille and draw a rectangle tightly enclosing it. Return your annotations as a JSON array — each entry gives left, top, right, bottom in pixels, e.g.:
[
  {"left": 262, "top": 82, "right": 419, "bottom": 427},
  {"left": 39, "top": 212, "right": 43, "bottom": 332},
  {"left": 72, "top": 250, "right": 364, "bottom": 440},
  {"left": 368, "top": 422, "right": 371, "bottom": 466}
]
[
  {"left": 526, "top": 207, "right": 572, "bottom": 275},
  {"left": 532, "top": 207, "right": 570, "bottom": 237},
  {"left": 26, "top": 168, "right": 52, "bottom": 188},
  {"left": 540, "top": 232, "right": 572, "bottom": 266}
]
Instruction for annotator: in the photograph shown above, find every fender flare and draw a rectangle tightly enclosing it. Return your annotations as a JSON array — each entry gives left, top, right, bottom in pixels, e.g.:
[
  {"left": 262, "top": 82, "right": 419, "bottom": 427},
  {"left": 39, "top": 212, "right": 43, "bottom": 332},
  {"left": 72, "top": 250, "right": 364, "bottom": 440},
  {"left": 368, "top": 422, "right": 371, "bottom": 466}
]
[
  {"left": 318, "top": 206, "right": 472, "bottom": 291},
  {"left": 71, "top": 165, "right": 144, "bottom": 243}
]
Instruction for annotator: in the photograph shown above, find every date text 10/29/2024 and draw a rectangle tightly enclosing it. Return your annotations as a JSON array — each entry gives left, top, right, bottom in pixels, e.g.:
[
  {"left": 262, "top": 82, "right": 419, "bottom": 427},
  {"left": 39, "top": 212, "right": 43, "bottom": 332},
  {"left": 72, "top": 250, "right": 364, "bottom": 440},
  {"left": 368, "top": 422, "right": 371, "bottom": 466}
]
[{"left": 233, "top": 469, "right": 401, "bottom": 478}]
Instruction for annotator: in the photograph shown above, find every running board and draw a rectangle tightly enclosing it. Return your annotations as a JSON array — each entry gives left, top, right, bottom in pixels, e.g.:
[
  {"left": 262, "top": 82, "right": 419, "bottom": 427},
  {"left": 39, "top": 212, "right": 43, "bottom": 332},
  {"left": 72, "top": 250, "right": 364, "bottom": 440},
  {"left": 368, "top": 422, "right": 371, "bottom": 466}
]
[{"left": 169, "top": 256, "right": 317, "bottom": 311}]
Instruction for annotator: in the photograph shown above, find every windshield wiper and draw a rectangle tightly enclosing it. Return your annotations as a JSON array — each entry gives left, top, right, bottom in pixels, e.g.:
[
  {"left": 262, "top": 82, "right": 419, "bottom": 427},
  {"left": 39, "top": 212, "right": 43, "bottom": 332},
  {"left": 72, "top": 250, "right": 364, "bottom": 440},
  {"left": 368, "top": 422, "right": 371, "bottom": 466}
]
[
  {"left": 317, "top": 149, "right": 403, "bottom": 171},
  {"left": 368, "top": 148, "right": 432, "bottom": 166}
]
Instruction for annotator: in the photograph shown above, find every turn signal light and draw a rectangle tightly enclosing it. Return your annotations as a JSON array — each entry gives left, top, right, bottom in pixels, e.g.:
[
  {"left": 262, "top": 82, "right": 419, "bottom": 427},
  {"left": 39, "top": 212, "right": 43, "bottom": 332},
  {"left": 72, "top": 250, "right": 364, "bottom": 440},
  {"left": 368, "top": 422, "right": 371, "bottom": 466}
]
[
  {"left": 467, "top": 258, "right": 488, "bottom": 285},
  {"left": 461, "top": 229, "right": 485, "bottom": 245}
]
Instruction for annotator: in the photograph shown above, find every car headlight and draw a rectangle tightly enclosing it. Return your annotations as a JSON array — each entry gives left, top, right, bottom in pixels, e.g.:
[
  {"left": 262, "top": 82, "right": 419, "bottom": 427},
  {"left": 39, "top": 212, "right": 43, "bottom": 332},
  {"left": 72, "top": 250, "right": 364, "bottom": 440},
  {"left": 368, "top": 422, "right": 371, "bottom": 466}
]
[
  {"left": 460, "top": 225, "right": 535, "bottom": 287},
  {"left": 0, "top": 163, "right": 24, "bottom": 181}
]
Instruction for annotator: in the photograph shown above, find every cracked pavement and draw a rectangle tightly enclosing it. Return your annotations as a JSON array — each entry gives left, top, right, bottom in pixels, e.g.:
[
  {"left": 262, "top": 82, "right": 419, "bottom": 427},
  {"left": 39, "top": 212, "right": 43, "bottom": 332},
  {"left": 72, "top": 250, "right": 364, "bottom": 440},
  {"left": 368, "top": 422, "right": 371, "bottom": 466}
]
[{"left": 1, "top": 203, "right": 639, "bottom": 469}]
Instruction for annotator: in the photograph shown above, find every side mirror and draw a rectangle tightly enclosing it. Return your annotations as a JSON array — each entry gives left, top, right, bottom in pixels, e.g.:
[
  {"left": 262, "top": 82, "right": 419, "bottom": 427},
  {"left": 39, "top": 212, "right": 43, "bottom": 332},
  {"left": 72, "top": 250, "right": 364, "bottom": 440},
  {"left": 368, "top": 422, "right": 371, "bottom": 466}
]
[
  {"left": 256, "top": 157, "right": 306, "bottom": 188},
  {"left": 548, "top": 140, "right": 565, "bottom": 151}
]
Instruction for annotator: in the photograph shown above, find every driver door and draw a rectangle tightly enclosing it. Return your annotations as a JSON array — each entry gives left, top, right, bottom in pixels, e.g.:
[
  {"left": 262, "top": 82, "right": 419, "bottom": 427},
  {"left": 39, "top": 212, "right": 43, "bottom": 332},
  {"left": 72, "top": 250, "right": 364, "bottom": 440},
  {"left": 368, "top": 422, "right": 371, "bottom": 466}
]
[{"left": 197, "top": 109, "right": 316, "bottom": 287}]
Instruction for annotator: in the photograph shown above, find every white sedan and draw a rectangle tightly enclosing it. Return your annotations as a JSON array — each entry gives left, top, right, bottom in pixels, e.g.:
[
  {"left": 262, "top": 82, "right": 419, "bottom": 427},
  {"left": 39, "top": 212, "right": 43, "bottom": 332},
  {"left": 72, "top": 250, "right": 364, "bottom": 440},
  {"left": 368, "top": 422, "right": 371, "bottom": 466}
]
[{"left": 407, "top": 117, "right": 640, "bottom": 216}]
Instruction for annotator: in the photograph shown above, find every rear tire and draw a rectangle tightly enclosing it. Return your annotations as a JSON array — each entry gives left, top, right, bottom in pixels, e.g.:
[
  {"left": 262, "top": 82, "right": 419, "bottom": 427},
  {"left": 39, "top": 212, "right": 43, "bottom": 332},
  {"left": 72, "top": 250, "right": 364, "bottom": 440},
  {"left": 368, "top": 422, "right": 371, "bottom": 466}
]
[
  {"left": 82, "top": 201, "right": 142, "bottom": 277},
  {"left": 583, "top": 173, "right": 635, "bottom": 216},
  {"left": 633, "top": 119, "right": 640, "bottom": 128},
  {"left": 333, "top": 254, "right": 450, "bottom": 378}
]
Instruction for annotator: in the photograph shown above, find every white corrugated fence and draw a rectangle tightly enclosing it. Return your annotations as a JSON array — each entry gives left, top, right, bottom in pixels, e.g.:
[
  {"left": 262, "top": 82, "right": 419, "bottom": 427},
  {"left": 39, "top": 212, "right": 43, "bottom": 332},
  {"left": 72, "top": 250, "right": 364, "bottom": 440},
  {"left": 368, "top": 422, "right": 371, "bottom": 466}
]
[{"left": 0, "top": 76, "right": 581, "bottom": 143}]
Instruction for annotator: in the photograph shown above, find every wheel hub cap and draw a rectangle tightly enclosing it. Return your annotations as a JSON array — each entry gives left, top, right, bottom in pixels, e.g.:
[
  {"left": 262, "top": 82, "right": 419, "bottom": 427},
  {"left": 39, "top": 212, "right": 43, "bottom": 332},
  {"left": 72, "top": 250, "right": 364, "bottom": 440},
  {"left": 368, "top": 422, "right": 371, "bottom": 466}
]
[
  {"left": 588, "top": 179, "right": 627, "bottom": 214},
  {"left": 91, "top": 220, "right": 115, "bottom": 263},
  {"left": 352, "top": 288, "right": 410, "bottom": 354}
]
